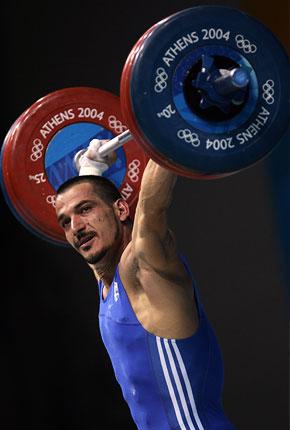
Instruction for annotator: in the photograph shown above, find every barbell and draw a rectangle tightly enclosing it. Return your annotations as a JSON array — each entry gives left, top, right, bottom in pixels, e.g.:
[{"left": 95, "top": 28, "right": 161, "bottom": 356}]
[{"left": 1, "top": 5, "right": 289, "bottom": 245}]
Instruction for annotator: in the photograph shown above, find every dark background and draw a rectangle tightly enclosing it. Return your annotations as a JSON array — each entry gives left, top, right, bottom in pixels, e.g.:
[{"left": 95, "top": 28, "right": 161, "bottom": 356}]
[{"left": 1, "top": 1, "right": 289, "bottom": 429}]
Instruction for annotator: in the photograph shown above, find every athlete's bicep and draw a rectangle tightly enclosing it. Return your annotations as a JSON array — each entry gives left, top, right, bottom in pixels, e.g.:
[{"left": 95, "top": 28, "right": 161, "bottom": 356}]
[{"left": 131, "top": 211, "right": 189, "bottom": 287}]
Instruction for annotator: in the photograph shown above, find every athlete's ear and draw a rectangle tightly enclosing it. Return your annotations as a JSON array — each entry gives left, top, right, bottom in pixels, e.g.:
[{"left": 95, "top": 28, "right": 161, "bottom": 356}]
[{"left": 113, "top": 199, "right": 130, "bottom": 222}]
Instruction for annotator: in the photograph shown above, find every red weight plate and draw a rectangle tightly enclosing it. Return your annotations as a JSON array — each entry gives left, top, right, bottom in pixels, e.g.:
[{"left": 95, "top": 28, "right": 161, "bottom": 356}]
[{"left": 1, "top": 87, "right": 148, "bottom": 245}]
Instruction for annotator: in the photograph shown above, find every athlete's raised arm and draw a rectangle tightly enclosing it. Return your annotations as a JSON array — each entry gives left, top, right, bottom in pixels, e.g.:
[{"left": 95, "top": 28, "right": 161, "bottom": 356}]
[{"left": 129, "top": 159, "right": 192, "bottom": 291}]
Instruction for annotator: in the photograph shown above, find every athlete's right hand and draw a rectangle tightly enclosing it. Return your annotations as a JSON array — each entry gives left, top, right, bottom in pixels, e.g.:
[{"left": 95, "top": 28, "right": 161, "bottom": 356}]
[{"left": 74, "top": 139, "right": 116, "bottom": 176}]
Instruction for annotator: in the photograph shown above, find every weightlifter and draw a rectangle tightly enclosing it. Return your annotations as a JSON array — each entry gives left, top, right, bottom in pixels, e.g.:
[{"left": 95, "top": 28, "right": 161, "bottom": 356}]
[{"left": 55, "top": 139, "right": 236, "bottom": 430}]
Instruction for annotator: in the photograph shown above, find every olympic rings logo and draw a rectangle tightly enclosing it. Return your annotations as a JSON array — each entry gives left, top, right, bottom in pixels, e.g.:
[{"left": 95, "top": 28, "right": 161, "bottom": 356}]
[
  {"left": 154, "top": 67, "right": 168, "bottom": 93},
  {"left": 235, "top": 34, "right": 257, "bottom": 54},
  {"left": 30, "top": 138, "right": 44, "bottom": 162},
  {"left": 262, "top": 80, "right": 275, "bottom": 105},
  {"left": 46, "top": 195, "right": 56, "bottom": 207},
  {"left": 177, "top": 129, "right": 200, "bottom": 147},
  {"left": 128, "top": 159, "right": 140, "bottom": 183},
  {"left": 108, "top": 115, "right": 127, "bottom": 134}
]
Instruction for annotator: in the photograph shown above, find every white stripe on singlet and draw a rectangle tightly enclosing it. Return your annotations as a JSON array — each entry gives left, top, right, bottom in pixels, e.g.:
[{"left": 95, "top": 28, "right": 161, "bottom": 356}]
[
  {"left": 156, "top": 337, "right": 199, "bottom": 429},
  {"left": 156, "top": 336, "right": 190, "bottom": 429},
  {"left": 171, "top": 339, "right": 205, "bottom": 430}
]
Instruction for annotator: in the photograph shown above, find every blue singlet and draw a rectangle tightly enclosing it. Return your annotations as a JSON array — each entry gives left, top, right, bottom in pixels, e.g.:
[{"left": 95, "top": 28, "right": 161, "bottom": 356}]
[{"left": 98, "top": 256, "right": 236, "bottom": 430}]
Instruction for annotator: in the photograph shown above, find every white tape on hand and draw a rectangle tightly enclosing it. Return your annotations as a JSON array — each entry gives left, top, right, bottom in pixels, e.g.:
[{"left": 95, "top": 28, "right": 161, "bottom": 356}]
[{"left": 74, "top": 139, "right": 110, "bottom": 176}]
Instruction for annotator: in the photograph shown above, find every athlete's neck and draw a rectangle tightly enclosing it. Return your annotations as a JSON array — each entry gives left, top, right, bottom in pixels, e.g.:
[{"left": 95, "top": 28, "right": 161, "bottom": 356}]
[{"left": 90, "top": 225, "right": 132, "bottom": 287}]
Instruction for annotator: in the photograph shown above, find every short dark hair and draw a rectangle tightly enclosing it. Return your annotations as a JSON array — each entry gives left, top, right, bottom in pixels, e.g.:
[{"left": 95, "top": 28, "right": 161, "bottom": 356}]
[{"left": 56, "top": 175, "right": 122, "bottom": 206}]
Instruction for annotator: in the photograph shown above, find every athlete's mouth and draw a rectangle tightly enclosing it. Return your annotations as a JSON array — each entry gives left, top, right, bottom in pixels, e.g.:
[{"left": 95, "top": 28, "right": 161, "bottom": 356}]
[{"left": 75, "top": 232, "right": 97, "bottom": 249}]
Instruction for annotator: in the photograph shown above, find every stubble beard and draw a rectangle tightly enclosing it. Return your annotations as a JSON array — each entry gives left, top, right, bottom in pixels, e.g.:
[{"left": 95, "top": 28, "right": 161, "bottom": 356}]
[
  {"left": 84, "top": 248, "right": 108, "bottom": 265},
  {"left": 83, "top": 216, "right": 122, "bottom": 266}
]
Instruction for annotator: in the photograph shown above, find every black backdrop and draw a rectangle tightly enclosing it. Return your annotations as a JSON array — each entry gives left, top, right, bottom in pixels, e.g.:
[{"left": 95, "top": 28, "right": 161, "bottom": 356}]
[{"left": 1, "top": 1, "right": 289, "bottom": 429}]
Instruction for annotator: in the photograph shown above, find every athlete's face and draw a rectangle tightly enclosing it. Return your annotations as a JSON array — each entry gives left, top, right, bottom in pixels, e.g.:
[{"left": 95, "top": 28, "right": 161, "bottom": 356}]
[{"left": 55, "top": 182, "right": 124, "bottom": 264}]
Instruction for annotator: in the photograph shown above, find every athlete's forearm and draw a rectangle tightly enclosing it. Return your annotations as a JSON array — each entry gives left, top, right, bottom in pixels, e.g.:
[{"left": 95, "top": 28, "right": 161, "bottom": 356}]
[{"left": 137, "top": 159, "right": 177, "bottom": 214}]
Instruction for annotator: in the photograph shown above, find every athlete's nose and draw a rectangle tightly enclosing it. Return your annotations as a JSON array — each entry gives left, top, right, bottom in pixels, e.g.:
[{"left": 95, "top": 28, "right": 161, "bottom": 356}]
[{"left": 71, "top": 214, "right": 86, "bottom": 233}]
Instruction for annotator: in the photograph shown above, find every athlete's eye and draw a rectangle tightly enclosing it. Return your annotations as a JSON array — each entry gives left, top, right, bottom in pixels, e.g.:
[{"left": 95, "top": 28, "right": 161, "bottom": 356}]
[
  {"left": 61, "top": 218, "right": 71, "bottom": 229},
  {"left": 81, "top": 205, "right": 91, "bottom": 214}
]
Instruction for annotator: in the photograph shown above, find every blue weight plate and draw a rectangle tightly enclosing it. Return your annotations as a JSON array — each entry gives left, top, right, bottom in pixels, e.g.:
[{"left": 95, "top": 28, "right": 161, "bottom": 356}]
[{"left": 127, "top": 6, "right": 289, "bottom": 176}]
